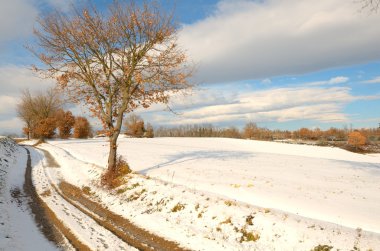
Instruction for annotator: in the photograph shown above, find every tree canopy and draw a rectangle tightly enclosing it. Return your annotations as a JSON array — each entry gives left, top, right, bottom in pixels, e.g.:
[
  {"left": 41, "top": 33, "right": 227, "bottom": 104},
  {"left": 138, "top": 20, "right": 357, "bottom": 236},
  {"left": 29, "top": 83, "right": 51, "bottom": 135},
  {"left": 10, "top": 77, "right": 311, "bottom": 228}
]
[{"left": 32, "top": 0, "right": 192, "bottom": 175}]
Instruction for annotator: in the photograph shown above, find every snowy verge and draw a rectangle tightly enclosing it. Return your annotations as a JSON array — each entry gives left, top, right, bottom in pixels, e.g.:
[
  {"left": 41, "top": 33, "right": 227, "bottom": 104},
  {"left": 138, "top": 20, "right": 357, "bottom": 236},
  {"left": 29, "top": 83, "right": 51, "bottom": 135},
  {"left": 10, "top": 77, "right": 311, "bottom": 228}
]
[{"left": 0, "top": 137, "right": 57, "bottom": 251}]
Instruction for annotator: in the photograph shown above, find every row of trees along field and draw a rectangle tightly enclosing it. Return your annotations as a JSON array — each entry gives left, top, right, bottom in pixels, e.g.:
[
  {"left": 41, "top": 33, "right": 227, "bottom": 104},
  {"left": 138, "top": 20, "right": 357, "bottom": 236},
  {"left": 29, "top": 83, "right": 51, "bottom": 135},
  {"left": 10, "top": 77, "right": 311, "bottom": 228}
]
[
  {"left": 154, "top": 122, "right": 380, "bottom": 149},
  {"left": 17, "top": 89, "right": 92, "bottom": 140}
]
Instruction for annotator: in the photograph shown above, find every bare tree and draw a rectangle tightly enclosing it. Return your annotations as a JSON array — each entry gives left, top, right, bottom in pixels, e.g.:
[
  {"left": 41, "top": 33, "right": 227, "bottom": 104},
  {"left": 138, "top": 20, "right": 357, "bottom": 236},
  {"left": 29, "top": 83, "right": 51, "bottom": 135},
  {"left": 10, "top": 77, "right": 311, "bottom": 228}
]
[
  {"left": 17, "top": 90, "right": 35, "bottom": 139},
  {"left": 17, "top": 88, "right": 62, "bottom": 139},
  {"left": 32, "top": 0, "right": 192, "bottom": 175},
  {"left": 124, "top": 113, "right": 145, "bottom": 137},
  {"left": 145, "top": 123, "right": 154, "bottom": 138}
]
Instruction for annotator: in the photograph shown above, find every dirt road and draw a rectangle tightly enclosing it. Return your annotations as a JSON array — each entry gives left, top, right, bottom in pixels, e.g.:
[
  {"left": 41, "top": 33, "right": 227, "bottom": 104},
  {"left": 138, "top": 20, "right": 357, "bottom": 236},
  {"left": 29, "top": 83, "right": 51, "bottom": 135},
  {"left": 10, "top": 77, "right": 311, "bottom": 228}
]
[{"left": 24, "top": 145, "right": 188, "bottom": 251}]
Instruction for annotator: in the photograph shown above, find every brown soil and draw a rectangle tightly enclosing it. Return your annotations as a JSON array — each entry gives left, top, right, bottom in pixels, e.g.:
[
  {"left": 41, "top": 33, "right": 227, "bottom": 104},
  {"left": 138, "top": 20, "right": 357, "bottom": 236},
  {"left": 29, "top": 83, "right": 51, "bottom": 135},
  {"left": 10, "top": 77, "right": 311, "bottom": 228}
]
[
  {"left": 23, "top": 147, "right": 64, "bottom": 246},
  {"left": 58, "top": 181, "right": 190, "bottom": 251}
]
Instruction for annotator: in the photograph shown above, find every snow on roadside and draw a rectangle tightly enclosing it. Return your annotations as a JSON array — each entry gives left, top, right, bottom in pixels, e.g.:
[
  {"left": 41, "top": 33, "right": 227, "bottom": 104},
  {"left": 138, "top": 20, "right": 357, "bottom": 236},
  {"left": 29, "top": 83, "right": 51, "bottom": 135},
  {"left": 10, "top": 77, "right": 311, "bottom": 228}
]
[
  {"left": 0, "top": 137, "right": 57, "bottom": 251},
  {"left": 29, "top": 146, "right": 137, "bottom": 251},
  {"left": 40, "top": 139, "right": 380, "bottom": 250}
]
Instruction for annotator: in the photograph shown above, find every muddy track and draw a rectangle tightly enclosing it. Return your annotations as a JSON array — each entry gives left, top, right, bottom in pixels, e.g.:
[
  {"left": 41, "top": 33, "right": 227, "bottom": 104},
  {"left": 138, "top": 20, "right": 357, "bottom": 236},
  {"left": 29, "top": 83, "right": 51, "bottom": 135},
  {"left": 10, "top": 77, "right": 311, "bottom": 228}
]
[
  {"left": 35, "top": 146, "right": 190, "bottom": 251},
  {"left": 23, "top": 147, "right": 66, "bottom": 248}
]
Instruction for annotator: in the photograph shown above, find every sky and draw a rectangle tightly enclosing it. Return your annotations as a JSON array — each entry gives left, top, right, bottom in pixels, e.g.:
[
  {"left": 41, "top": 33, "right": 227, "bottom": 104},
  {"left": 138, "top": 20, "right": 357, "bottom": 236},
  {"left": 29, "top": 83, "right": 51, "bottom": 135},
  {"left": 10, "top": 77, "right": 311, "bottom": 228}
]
[{"left": 1, "top": 0, "right": 380, "bottom": 135}]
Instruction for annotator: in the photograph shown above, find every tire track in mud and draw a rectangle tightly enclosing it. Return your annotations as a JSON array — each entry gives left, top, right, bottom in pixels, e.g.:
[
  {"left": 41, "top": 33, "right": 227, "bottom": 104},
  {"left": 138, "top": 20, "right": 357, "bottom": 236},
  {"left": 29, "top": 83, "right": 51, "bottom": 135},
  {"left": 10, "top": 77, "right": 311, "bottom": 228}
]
[
  {"left": 31, "top": 147, "right": 132, "bottom": 251},
  {"left": 23, "top": 147, "right": 67, "bottom": 249},
  {"left": 35, "top": 146, "right": 189, "bottom": 251}
]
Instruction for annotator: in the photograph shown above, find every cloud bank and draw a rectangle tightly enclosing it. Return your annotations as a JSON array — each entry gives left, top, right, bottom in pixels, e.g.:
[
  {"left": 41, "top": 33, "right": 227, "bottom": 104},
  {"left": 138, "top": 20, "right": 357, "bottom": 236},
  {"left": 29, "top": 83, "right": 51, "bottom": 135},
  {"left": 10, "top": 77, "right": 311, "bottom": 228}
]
[
  {"left": 179, "top": 0, "right": 380, "bottom": 83},
  {"left": 142, "top": 82, "right": 380, "bottom": 127}
]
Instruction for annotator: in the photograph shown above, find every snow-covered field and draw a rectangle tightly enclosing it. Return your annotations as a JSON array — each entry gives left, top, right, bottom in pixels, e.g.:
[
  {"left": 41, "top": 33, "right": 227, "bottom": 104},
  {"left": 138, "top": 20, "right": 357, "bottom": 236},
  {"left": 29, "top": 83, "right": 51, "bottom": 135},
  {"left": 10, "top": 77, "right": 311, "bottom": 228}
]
[{"left": 43, "top": 137, "right": 380, "bottom": 250}]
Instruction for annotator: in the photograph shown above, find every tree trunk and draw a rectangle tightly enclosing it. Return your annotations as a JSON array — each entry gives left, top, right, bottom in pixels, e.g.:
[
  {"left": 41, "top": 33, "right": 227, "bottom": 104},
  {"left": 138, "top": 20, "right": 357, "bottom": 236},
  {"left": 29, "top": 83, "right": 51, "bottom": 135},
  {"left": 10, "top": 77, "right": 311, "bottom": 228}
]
[{"left": 108, "top": 133, "right": 118, "bottom": 173}]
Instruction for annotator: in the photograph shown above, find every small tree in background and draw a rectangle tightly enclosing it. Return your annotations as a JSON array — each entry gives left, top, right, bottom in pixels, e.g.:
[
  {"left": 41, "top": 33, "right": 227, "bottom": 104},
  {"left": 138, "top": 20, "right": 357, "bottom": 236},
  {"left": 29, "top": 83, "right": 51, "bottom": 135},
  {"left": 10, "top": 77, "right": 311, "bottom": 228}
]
[
  {"left": 56, "top": 109, "right": 75, "bottom": 139},
  {"left": 124, "top": 114, "right": 145, "bottom": 137},
  {"left": 145, "top": 123, "right": 154, "bottom": 138},
  {"left": 243, "top": 122, "right": 258, "bottom": 139},
  {"left": 348, "top": 131, "right": 367, "bottom": 149},
  {"left": 17, "top": 88, "right": 62, "bottom": 139},
  {"left": 73, "top": 117, "right": 91, "bottom": 139}
]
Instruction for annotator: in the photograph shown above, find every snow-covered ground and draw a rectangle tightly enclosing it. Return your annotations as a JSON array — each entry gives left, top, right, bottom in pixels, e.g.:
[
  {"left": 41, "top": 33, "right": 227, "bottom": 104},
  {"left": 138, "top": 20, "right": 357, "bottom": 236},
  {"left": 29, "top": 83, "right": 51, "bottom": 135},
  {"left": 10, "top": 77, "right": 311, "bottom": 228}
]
[
  {"left": 0, "top": 137, "right": 57, "bottom": 251},
  {"left": 43, "top": 137, "right": 380, "bottom": 250}
]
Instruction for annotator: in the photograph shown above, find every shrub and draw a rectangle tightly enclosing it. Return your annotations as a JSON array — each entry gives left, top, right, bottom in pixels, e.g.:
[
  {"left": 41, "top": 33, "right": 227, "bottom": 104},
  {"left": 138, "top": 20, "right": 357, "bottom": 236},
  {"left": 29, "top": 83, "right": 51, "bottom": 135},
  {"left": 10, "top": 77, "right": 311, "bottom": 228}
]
[
  {"left": 34, "top": 117, "right": 57, "bottom": 139},
  {"left": 56, "top": 109, "right": 75, "bottom": 139},
  {"left": 73, "top": 116, "right": 91, "bottom": 138},
  {"left": 101, "top": 156, "right": 132, "bottom": 188},
  {"left": 348, "top": 131, "right": 367, "bottom": 149}
]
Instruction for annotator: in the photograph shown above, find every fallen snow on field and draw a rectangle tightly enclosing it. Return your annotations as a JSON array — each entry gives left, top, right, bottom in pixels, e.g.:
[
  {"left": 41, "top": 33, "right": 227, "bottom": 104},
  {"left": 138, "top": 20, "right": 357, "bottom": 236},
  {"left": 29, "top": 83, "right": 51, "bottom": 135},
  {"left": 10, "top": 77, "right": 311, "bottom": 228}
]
[
  {"left": 43, "top": 137, "right": 380, "bottom": 250},
  {"left": 0, "top": 137, "right": 57, "bottom": 251}
]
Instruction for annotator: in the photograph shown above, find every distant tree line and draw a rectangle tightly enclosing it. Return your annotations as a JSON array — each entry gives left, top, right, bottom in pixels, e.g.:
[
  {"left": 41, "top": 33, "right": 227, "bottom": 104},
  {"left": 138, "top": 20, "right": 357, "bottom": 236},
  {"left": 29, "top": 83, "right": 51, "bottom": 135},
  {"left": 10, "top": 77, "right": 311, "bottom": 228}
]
[
  {"left": 17, "top": 89, "right": 92, "bottom": 140},
  {"left": 153, "top": 122, "right": 380, "bottom": 149}
]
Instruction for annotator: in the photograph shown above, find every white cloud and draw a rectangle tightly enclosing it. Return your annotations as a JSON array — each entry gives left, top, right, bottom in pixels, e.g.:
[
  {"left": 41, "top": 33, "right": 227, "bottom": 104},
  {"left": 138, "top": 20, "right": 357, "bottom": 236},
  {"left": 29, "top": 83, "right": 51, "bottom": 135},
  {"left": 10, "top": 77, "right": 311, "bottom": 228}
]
[
  {"left": 305, "top": 76, "right": 349, "bottom": 86},
  {"left": 147, "top": 84, "right": 379, "bottom": 126},
  {"left": 179, "top": 0, "right": 380, "bottom": 83},
  {"left": 0, "top": 65, "right": 54, "bottom": 95},
  {"left": 0, "top": 65, "right": 55, "bottom": 134},
  {"left": 0, "top": 0, "right": 78, "bottom": 51},
  {"left": 0, "top": 117, "right": 23, "bottom": 134},
  {"left": 0, "top": 96, "right": 18, "bottom": 116},
  {"left": 0, "top": 0, "right": 38, "bottom": 47},
  {"left": 261, "top": 78, "right": 272, "bottom": 85},
  {"left": 361, "top": 76, "right": 380, "bottom": 84}
]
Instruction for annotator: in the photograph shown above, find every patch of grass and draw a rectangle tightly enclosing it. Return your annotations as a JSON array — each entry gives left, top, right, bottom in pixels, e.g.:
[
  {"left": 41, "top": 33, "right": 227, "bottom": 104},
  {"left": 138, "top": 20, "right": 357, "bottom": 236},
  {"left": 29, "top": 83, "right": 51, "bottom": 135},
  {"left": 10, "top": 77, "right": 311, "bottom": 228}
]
[
  {"left": 230, "top": 184, "right": 241, "bottom": 188},
  {"left": 264, "top": 208, "right": 271, "bottom": 213},
  {"left": 246, "top": 215, "right": 254, "bottom": 225},
  {"left": 130, "top": 183, "right": 140, "bottom": 189},
  {"left": 195, "top": 203, "right": 200, "bottom": 211},
  {"left": 116, "top": 188, "right": 126, "bottom": 194},
  {"left": 81, "top": 186, "right": 92, "bottom": 196},
  {"left": 240, "top": 229, "right": 260, "bottom": 242},
  {"left": 171, "top": 203, "right": 185, "bottom": 212},
  {"left": 311, "top": 244, "right": 333, "bottom": 251},
  {"left": 127, "top": 189, "right": 147, "bottom": 202},
  {"left": 220, "top": 217, "right": 232, "bottom": 225},
  {"left": 224, "top": 200, "right": 236, "bottom": 207}
]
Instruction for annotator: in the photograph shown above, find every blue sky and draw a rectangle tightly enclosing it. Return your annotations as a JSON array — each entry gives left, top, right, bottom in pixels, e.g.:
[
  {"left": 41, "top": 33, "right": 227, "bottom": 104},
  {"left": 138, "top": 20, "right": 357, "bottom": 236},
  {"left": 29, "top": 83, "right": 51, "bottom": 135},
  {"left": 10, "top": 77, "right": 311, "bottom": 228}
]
[{"left": 1, "top": 0, "right": 380, "bottom": 135}]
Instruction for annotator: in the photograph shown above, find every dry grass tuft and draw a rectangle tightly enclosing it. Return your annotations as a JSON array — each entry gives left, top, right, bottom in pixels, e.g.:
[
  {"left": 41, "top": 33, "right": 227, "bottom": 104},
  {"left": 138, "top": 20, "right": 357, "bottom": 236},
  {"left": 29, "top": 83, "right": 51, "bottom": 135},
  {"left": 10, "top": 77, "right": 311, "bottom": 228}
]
[
  {"left": 224, "top": 200, "right": 236, "bottom": 207},
  {"left": 81, "top": 186, "right": 92, "bottom": 195},
  {"left": 220, "top": 217, "right": 232, "bottom": 225},
  {"left": 240, "top": 229, "right": 260, "bottom": 242},
  {"left": 101, "top": 156, "right": 131, "bottom": 188},
  {"left": 171, "top": 203, "right": 185, "bottom": 212}
]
